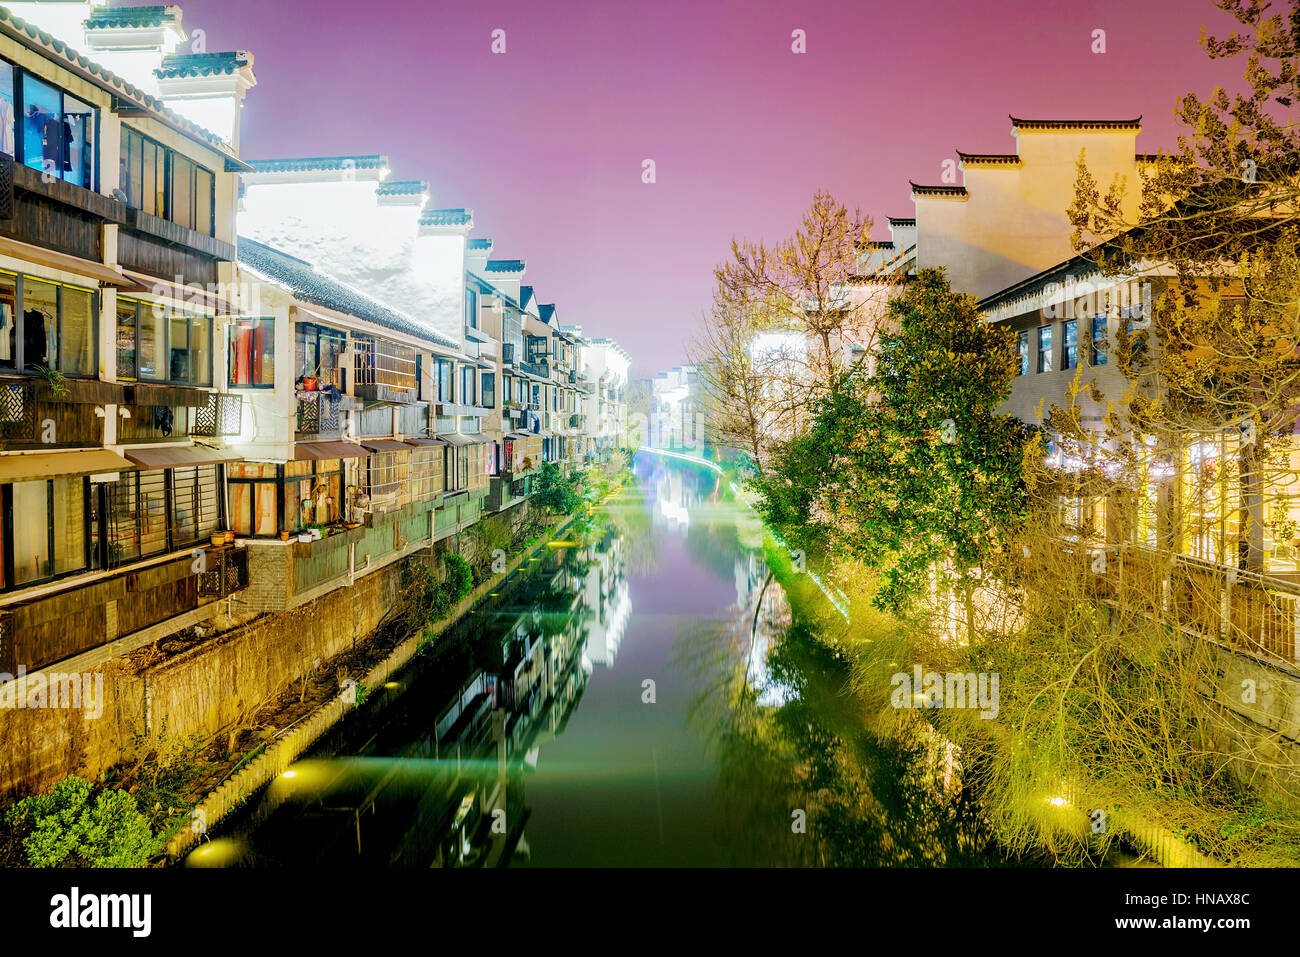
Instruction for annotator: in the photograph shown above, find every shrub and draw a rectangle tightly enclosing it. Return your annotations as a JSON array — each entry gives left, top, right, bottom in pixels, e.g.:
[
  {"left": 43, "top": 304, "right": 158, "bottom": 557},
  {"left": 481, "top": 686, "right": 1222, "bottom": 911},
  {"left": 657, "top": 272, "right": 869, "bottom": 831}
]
[{"left": 5, "top": 776, "right": 155, "bottom": 867}]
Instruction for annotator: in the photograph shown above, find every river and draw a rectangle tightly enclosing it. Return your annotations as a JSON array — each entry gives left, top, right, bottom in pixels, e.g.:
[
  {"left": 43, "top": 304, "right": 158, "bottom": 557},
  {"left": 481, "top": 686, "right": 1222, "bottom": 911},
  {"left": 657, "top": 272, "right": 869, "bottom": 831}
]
[{"left": 188, "top": 452, "right": 1031, "bottom": 867}]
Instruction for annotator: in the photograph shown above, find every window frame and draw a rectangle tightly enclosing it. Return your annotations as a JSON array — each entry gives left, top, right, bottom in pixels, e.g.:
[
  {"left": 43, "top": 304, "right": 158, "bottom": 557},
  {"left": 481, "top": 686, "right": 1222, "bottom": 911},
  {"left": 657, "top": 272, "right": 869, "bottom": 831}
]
[{"left": 1036, "top": 325, "right": 1053, "bottom": 374}]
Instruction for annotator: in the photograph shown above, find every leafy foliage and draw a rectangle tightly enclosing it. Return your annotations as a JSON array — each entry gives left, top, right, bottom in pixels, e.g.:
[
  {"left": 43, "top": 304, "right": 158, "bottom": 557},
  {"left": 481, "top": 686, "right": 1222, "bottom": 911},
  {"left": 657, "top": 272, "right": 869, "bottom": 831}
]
[
  {"left": 752, "top": 268, "right": 1036, "bottom": 620},
  {"left": 533, "top": 461, "right": 586, "bottom": 514},
  {"left": 5, "top": 776, "right": 155, "bottom": 867}
]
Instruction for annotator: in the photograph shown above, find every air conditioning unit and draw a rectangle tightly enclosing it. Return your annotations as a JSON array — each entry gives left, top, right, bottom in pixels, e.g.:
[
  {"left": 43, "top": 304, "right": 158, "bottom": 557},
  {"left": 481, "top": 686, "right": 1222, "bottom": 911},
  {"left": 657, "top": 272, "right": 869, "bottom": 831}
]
[{"left": 501, "top": 343, "right": 516, "bottom": 364}]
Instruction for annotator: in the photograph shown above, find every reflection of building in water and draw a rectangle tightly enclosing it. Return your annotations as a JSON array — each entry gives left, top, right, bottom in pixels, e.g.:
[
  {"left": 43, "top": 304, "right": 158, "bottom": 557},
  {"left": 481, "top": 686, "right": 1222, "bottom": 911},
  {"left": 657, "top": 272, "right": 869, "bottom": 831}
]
[
  {"left": 729, "top": 550, "right": 794, "bottom": 707},
  {"left": 581, "top": 531, "right": 630, "bottom": 668},
  {"left": 653, "top": 467, "right": 695, "bottom": 531}
]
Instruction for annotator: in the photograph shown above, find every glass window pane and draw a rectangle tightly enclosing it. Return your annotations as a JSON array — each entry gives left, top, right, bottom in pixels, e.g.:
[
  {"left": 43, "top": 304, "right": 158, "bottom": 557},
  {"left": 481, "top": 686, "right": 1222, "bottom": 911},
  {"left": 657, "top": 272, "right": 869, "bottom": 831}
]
[
  {"left": 116, "top": 298, "right": 137, "bottom": 380},
  {"left": 141, "top": 140, "right": 156, "bottom": 216},
  {"left": 107, "top": 472, "right": 140, "bottom": 565},
  {"left": 189, "top": 314, "right": 210, "bottom": 386},
  {"left": 254, "top": 482, "right": 276, "bottom": 536},
  {"left": 62, "top": 93, "right": 93, "bottom": 189},
  {"left": 168, "top": 311, "right": 189, "bottom": 382},
  {"left": 61, "top": 286, "right": 94, "bottom": 376},
  {"left": 155, "top": 145, "right": 167, "bottom": 218},
  {"left": 1037, "top": 326, "right": 1053, "bottom": 374},
  {"left": 119, "top": 127, "right": 139, "bottom": 208},
  {"left": 52, "top": 476, "right": 84, "bottom": 576},
  {"left": 22, "top": 74, "right": 61, "bottom": 177},
  {"left": 172, "top": 155, "right": 193, "bottom": 230},
  {"left": 0, "top": 62, "right": 14, "bottom": 157},
  {"left": 11, "top": 479, "right": 50, "bottom": 584},
  {"left": 194, "top": 166, "right": 213, "bottom": 236},
  {"left": 22, "top": 277, "right": 57, "bottom": 372},
  {"left": 137, "top": 301, "right": 165, "bottom": 380},
  {"left": 229, "top": 318, "right": 274, "bottom": 387},
  {"left": 138, "top": 470, "right": 168, "bottom": 556},
  {"left": 0, "top": 272, "right": 15, "bottom": 370}
]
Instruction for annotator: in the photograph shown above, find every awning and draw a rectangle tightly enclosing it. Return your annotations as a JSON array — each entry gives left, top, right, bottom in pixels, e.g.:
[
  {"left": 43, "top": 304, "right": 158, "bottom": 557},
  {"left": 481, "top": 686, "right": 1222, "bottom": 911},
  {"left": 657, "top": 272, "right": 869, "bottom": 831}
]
[
  {"left": 405, "top": 436, "right": 447, "bottom": 447},
  {"left": 360, "top": 439, "right": 410, "bottom": 453},
  {"left": 506, "top": 431, "right": 533, "bottom": 440},
  {"left": 127, "top": 382, "right": 213, "bottom": 408},
  {"left": 476, "top": 356, "right": 496, "bottom": 369},
  {"left": 0, "top": 235, "right": 141, "bottom": 289},
  {"left": 0, "top": 448, "right": 134, "bottom": 483},
  {"left": 440, "top": 433, "right": 476, "bottom": 447},
  {"left": 124, "top": 444, "right": 241, "bottom": 468},
  {"left": 120, "top": 268, "right": 235, "bottom": 312},
  {"left": 295, "top": 441, "right": 364, "bottom": 460}
]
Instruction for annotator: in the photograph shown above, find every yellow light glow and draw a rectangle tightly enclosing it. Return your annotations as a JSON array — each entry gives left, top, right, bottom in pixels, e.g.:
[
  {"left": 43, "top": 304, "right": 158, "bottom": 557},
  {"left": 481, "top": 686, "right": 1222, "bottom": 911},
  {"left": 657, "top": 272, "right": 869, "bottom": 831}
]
[
  {"left": 282, "top": 770, "right": 298, "bottom": 779},
  {"left": 1048, "top": 796, "right": 1068, "bottom": 807}
]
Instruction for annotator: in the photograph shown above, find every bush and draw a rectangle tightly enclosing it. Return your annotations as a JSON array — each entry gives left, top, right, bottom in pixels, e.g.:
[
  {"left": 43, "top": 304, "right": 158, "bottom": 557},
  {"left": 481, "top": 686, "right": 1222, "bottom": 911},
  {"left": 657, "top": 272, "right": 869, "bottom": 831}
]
[
  {"left": 5, "top": 776, "right": 156, "bottom": 867},
  {"left": 533, "top": 462, "right": 584, "bottom": 514},
  {"left": 443, "top": 552, "right": 473, "bottom": 603}
]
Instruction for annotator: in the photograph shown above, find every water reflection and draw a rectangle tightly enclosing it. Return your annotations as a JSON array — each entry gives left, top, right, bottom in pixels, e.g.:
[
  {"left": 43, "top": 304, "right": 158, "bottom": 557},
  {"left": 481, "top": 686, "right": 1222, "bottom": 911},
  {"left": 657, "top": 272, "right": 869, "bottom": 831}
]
[{"left": 196, "top": 454, "right": 1021, "bottom": 867}]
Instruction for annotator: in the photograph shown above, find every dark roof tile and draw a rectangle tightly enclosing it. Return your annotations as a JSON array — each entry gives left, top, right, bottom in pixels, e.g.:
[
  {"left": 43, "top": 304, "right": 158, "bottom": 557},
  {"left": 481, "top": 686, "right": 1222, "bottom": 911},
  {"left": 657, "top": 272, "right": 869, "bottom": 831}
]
[{"left": 237, "top": 237, "right": 459, "bottom": 349}]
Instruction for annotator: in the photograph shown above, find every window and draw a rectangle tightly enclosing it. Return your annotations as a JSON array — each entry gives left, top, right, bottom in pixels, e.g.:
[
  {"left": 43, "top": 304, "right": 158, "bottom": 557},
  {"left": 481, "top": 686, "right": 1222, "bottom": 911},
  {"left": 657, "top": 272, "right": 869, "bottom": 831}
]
[
  {"left": 116, "top": 298, "right": 209, "bottom": 385},
  {"left": 434, "top": 357, "right": 454, "bottom": 402},
  {"left": 465, "top": 287, "right": 478, "bottom": 330},
  {"left": 0, "top": 273, "right": 15, "bottom": 371},
  {"left": 1091, "top": 315, "right": 1108, "bottom": 365},
  {"left": 481, "top": 371, "right": 496, "bottom": 409},
  {"left": 295, "top": 322, "right": 346, "bottom": 389},
  {"left": 0, "top": 62, "right": 13, "bottom": 157},
  {"left": 227, "top": 463, "right": 279, "bottom": 537},
  {"left": 229, "top": 317, "right": 275, "bottom": 387},
  {"left": 1063, "top": 319, "right": 1078, "bottom": 370},
  {"left": 19, "top": 74, "right": 95, "bottom": 189},
  {"left": 0, "top": 275, "right": 98, "bottom": 376},
  {"left": 1037, "top": 325, "right": 1053, "bottom": 373},
  {"left": 120, "top": 126, "right": 215, "bottom": 236},
  {"left": 460, "top": 364, "right": 476, "bottom": 406},
  {"left": 8, "top": 476, "right": 87, "bottom": 586}
]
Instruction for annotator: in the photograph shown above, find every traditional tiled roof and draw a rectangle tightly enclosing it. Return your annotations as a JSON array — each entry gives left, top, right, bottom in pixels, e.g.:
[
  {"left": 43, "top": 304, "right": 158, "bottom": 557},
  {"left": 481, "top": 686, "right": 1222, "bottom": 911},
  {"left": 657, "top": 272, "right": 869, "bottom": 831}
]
[
  {"left": 1010, "top": 115, "right": 1142, "bottom": 131},
  {"left": 237, "top": 237, "right": 459, "bottom": 349},
  {"left": 375, "top": 179, "right": 427, "bottom": 196},
  {"left": 246, "top": 155, "right": 387, "bottom": 174},
  {"left": 887, "top": 216, "right": 915, "bottom": 227},
  {"left": 538, "top": 303, "right": 556, "bottom": 323},
  {"left": 85, "top": 5, "right": 180, "bottom": 29},
  {"left": 467, "top": 238, "right": 493, "bottom": 250},
  {"left": 0, "top": 4, "right": 242, "bottom": 156},
  {"left": 910, "top": 182, "right": 968, "bottom": 197},
  {"left": 957, "top": 150, "right": 1021, "bottom": 167},
  {"left": 420, "top": 207, "right": 473, "bottom": 227},
  {"left": 858, "top": 239, "right": 894, "bottom": 249},
  {"left": 484, "top": 259, "right": 525, "bottom": 273},
  {"left": 156, "top": 51, "right": 252, "bottom": 79},
  {"left": 518, "top": 285, "right": 535, "bottom": 310}
]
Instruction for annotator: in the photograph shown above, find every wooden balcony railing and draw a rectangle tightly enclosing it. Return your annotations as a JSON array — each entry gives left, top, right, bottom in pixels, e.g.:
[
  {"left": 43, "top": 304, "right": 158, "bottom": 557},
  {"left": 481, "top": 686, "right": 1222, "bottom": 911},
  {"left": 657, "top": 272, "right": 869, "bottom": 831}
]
[{"left": 1089, "top": 543, "right": 1300, "bottom": 667}]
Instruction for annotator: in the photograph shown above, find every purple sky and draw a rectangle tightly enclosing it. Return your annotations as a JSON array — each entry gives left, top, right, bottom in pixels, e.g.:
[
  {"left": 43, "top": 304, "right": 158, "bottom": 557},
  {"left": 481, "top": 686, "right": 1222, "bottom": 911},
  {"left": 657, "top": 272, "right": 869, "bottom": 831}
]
[{"left": 178, "top": 0, "right": 1244, "bottom": 376}]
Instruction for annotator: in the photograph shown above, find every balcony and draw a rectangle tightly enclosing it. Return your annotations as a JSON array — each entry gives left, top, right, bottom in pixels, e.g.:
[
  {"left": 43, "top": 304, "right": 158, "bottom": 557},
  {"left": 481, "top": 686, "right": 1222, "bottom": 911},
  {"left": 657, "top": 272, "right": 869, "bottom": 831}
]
[
  {"left": 296, "top": 391, "right": 341, "bottom": 436},
  {"left": 197, "top": 546, "right": 249, "bottom": 599},
  {"left": 521, "top": 359, "right": 550, "bottom": 380},
  {"left": 0, "top": 544, "right": 249, "bottom": 675},
  {"left": 192, "top": 392, "right": 242, "bottom": 438},
  {"left": 354, "top": 339, "right": 418, "bottom": 404}
]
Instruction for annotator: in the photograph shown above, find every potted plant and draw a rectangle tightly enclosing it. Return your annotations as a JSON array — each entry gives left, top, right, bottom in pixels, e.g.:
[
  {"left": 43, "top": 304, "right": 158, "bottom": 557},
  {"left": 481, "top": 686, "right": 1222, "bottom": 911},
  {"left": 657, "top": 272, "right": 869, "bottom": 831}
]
[
  {"left": 209, "top": 532, "right": 224, "bottom": 547},
  {"left": 33, "top": 365, "right": 69, "bottom": 400},
  {"left": 279, "top": 530, "right": 292, "bottom": 542}
]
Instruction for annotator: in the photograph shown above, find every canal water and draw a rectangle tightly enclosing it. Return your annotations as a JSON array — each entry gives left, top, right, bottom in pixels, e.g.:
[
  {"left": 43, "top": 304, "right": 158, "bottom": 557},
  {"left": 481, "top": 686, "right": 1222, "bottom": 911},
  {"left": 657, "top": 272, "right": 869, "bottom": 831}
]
[{"left": 190, "top": 453, "right": 1021, "bottom": 867}]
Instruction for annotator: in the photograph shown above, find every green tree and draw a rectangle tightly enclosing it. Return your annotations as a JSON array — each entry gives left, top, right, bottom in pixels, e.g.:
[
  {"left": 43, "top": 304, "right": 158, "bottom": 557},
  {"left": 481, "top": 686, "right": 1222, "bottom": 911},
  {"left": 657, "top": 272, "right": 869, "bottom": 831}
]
[
  {"left": 533, "top": 461, "right": 584, "bottom": 514},
  {"left": 752, "top": 269, "right": 1035, "bottom": 638}
]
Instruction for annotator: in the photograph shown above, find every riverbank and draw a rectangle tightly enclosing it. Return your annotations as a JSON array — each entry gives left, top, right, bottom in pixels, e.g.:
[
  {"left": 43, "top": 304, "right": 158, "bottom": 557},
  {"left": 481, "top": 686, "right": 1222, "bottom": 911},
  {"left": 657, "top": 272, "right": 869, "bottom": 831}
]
[{"left": 165, "top": 506, "right": 587, "bottom": 862}]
